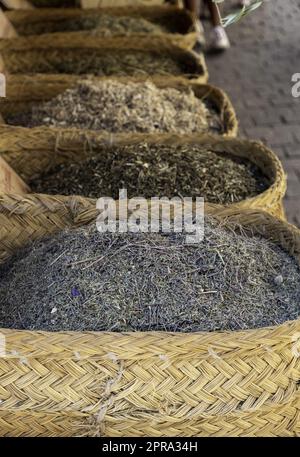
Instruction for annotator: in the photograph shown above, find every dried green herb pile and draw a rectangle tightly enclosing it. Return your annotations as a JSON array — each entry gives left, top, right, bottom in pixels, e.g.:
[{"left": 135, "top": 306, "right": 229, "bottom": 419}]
[
  {"left": 30, "top": 143, "right": 269, "bottom": 204},
  {"left": 7, "top": 80, "right": 222, "bottom": 133},
  {"left": 18, "top": 14, "right": 167, "bottom": 36},
  {"left": 6, "top": 48, "right": 197, "bottom": 76},
  {"left": 0, "top": 221, "right": 299, "bottom": 332}
]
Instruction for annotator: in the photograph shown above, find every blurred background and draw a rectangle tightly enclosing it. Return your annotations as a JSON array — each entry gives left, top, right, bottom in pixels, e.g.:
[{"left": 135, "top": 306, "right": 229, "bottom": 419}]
[{"left": 205, "top": 0, "right": 300, "bottom": 226}]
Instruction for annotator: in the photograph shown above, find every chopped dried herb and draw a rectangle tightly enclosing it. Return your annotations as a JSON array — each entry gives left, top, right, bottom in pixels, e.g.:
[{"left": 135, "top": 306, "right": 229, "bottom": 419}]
[
  {"left": 30, "top": 143, "right": 269, "bottom": 204},
  {"left": 17, "top": 14, "right": 168, "bottom": 36},
  {"left": 7, "top": 80, "right": 222, "bottom": 133},
  {"left": 0, "top": 220, "right": 299, "bottom": 332},
  {"left": 5, "top": 49, "right": 198, "bottom": 76}
]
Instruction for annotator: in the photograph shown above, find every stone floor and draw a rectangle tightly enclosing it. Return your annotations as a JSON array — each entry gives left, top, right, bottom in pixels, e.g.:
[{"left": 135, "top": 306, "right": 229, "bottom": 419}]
[{"left": 203, "top": 0, "right": 300, "bottom": 225}]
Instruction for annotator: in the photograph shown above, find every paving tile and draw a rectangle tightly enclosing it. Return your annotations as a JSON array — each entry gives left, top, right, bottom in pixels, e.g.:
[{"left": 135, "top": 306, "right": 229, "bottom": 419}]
[
  {"left": 284, "top": 144, "right": 300, "bottom": 158},
  {"left": 286, "top": 180, "right": 300, "bottom": 198},
  {"left": 204, "top": 0, "right": 300, "bottom": 226}
]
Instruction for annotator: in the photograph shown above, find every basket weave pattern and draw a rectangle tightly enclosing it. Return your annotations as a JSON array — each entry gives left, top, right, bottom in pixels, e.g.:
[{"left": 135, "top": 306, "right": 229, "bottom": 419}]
[{"left": 0, "top": 198, "right": 299, "bottom": 436}]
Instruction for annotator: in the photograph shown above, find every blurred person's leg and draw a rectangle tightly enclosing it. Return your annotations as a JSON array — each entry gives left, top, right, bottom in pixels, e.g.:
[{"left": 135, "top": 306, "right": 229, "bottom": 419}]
[
  {"left": 183, "top": 0, "right": 206, "bottom": 51},
  {"left": 184, "top": 0, "right": 230, "bottom": 51},
  {"left": 204, "top": 0, "right": 230, "bottom": 51}
]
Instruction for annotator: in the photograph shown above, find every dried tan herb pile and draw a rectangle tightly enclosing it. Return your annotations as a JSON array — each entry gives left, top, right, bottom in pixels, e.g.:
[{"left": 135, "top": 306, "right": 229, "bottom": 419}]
[
  {"left": 18, "top": 14, "right": 167, "bottom": 36},
  {"left": 0, "top": 220, "right": 299, "bottom": 332},
  {"left": 8, "top": 80, "right": 222, "bottom": 133},
  {"left": 30, "top": 143, "right": 269, "bottom": 204}
]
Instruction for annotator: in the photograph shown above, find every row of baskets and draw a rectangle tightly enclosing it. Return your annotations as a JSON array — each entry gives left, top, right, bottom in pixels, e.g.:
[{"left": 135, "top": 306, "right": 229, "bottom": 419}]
[{"left": 0, "top": 2, "right": 299, "bottom": 438}]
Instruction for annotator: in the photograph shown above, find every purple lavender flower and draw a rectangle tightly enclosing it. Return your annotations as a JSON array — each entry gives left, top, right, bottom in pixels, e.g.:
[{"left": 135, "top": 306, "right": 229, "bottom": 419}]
[{"left": 71, "top": 287, "right": 80, "bottom": 298}]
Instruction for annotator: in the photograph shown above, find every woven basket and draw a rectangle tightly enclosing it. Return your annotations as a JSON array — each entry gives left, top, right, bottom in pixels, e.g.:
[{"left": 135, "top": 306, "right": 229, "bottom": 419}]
[
  {"left": 6, "top": 5, "right": 198, "bottom": 49},
  {"left": 0, "top": 34, "right": 207, "bottom": 82},
  {"left": 0, "top": 197, "right": 299, "bottom": 437},
  {"left": 0, "top": 75, "right": 235, "bottom": 136},
  {"left": 0, "top": 127, "right": 286, "bottom": 218}
]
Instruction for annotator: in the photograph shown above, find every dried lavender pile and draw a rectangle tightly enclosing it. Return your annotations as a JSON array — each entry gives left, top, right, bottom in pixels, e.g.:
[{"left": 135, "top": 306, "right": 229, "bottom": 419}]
[
  {"left": 0, "top": 220, "right": 299, "bottom": 333},
  {"left": 7, "top": 80, "right": 221, "bottom": 134},
  {"left": 30, "top": 143, "right": 269, "bottom": 204},
  {"left": 18, "top": 14, "right": 167, "bottom": 36},
  {"left": 6, "top": 49, "right": 196, "bottom": 76}
]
